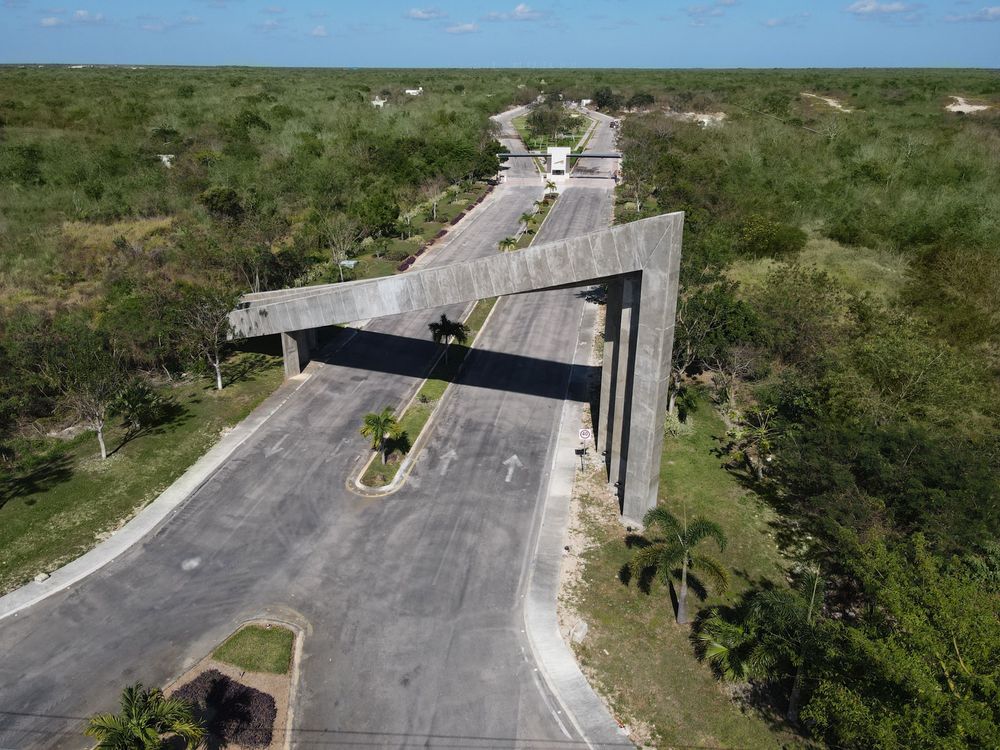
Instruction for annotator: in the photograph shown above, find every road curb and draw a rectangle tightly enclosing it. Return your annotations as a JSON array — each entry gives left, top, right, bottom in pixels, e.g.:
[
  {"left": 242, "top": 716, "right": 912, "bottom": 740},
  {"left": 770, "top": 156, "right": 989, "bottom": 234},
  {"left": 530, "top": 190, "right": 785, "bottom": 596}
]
[
  {"left": 0, "top": 373, "right": 315, "bottom": 622},
  {"left": 348, "top": 296, "right": 503, "bottom": 497}
]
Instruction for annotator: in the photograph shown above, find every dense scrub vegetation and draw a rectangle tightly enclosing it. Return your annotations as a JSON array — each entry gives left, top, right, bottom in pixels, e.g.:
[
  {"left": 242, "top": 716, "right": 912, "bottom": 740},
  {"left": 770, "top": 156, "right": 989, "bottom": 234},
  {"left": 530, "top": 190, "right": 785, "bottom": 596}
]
[
  {"left": 2, "top": 66, "right": 999, "bottom": 749},
  {"left": 0, "top": 67, "right": 509, "bottom": 477},
  {"left": 608, "top": 69, "right": 1000, "bottom": 748}
]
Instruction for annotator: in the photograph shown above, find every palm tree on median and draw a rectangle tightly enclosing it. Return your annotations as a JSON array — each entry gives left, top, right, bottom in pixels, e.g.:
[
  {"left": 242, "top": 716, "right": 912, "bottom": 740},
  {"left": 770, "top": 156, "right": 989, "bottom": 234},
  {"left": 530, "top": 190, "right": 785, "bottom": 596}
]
[
  {"left": 85, "top": 683, "right": 204, "bottom": 749},
  {"left": 498, "top": 236, "right": 518, "bottom": 253},
  {"left": 428, "top": 313, "right": 469, "bottom": 364},
  {"left": 360, "top": 407, "right": 400, "bottom": 465},
  {"left": 629, "top": 506, "right": 729, "bottom": 625}
]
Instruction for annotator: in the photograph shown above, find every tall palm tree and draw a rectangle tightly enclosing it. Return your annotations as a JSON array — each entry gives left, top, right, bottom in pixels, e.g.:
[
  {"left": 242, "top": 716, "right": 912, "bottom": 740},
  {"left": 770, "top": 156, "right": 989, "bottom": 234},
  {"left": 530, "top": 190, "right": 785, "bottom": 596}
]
[
  {"left": 498, "top": 236, "right": 518, "bottom": 253},
  {"left": 519, "top": 211, "right": 535, "bottom": 235},
  {"left": 360, "top": 407, "right": 400, "bottom": 465},
  {"left": 629, "top": 506, "right": 729, "bottom": 625},
  {"left": 545, "top": 179, "right": 558, "bottom": 196},
  {"left": 85, "top": 684, "right": 204, "bottom": 750}
]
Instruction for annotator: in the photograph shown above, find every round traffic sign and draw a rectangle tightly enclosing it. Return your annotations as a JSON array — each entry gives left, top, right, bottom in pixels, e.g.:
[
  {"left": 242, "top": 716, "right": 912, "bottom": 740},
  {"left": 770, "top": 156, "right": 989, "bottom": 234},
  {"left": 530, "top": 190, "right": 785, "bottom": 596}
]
[{"left": 579, "top": 428, "right": 593, "bottom": 441}]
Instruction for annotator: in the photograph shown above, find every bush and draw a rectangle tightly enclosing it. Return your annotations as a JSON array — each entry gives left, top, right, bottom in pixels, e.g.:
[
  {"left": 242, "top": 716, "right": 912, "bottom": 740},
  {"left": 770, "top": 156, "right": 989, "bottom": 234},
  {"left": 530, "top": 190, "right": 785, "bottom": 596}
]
[
  {"left": 385, "top": 245, "right": 411, "bottom": 262},
  {"left": 199, "top": 186, "right": 244, "bottom": 221},
  {"left": 173, "top": 670, "right": 276, "bottom": 748},
  {"left": 737, "top": 215, "right": 807, "bottom": 258}
]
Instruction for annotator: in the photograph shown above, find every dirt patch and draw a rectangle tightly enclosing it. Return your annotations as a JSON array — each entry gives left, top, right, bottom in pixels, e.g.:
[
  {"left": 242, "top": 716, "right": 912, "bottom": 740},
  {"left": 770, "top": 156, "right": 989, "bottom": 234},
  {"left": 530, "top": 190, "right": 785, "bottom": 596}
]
[
  {"left": 801, "top": 92, "right": 852, "bottom": 112},
  {"left": 663, "top": 109, "right": 727, "bottom": 127},
  {"left": 165, "top": 620, "right": 299, "bottom": 750},
  {"left": 946, "top": 96, "right": 991, "bottom": 114}
]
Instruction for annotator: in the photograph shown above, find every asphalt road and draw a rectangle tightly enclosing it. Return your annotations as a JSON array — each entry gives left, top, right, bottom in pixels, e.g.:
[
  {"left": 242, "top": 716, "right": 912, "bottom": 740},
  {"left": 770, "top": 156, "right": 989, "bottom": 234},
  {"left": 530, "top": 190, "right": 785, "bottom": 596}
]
[{"left": 0, "top": 108, "right": 620, "bottom": 750}]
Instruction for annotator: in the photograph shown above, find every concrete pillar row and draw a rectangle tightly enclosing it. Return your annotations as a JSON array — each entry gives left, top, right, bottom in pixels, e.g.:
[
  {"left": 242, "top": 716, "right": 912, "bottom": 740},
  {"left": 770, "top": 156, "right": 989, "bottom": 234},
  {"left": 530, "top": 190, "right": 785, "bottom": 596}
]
[
  {"left": 608, "top": 274, "right": 641, "bottom": 495},
  {"left": 597, "top": 278, "right": 623, "bottom": 462}
]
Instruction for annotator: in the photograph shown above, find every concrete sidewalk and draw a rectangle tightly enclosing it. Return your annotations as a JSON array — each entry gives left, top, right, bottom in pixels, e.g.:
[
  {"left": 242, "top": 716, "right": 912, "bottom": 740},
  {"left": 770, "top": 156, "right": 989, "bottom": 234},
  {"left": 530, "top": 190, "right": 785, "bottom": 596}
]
[{"left": 524, "top": 297, "right": 633, "bottom": 749}]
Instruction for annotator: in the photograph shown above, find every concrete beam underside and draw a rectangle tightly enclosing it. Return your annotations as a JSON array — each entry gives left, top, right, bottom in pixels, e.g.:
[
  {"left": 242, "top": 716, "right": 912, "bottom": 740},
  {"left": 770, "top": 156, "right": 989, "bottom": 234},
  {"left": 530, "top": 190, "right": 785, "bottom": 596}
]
[{"left": 231, "top": 213, "right": 683, "bottom": 518}]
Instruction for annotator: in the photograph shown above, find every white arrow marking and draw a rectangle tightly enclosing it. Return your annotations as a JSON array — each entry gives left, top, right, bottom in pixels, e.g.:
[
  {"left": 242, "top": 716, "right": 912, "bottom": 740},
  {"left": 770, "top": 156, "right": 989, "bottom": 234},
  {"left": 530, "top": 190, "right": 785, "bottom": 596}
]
[
  {"left": 502, "top": 454, "right": 524, "bottom": 483},
  {"left": 264, "top": 433, "right": 288, "bottom": 458},
  {"left": 439, "top": 448, "right": 458, "bottom": 475}
]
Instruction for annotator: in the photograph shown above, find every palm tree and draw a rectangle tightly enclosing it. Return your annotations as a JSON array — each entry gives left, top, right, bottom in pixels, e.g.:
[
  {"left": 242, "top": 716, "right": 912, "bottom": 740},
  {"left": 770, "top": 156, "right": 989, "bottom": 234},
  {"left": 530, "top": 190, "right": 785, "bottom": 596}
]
[
  {"left": 697, "top": 609, "right": 775, "bottom": 682},
  {"left": 498, "top": 236, "right": 518, "bottom": 253},
  {"left": 747, "top": 567, "right": 825, "bottom": 724},
  {"left": 428, "top": 314, "right": 469, "bottom": 363},
  {"left": 360, "top": 407, "right": 400, "bottom": 465},
  {"left": 85, "top": 683, "right": 204, "bottom": 749},
  {"left": 545, "top": 179, "right": 558, "bottom": 196},
  {"left": 629, "top": 506, "right": 729, "bottom": 625},
  {"left": 519, "top": 211, "right": 535, "bottom": 235}
]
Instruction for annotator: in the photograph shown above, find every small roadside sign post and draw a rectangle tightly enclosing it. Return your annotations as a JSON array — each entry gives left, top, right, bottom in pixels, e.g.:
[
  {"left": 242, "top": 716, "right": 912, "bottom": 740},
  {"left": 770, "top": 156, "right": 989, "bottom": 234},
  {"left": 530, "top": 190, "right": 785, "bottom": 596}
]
[{"left": 576, "top": 428, "right": 592, "bottom": 471}]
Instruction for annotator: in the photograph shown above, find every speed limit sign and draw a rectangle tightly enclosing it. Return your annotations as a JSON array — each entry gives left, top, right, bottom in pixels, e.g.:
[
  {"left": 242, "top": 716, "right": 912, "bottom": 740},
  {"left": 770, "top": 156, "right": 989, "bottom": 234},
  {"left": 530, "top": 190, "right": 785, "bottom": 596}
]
[{"left": 579, "top": 428, "right": 592, "bottom": 441}]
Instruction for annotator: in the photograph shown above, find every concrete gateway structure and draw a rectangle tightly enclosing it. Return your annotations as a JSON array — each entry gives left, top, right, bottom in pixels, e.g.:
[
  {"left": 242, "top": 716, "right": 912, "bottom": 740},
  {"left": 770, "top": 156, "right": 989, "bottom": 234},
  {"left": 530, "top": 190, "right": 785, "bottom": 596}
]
[{"left": 229, "top": 212, "right": 683, "bottom": 521}]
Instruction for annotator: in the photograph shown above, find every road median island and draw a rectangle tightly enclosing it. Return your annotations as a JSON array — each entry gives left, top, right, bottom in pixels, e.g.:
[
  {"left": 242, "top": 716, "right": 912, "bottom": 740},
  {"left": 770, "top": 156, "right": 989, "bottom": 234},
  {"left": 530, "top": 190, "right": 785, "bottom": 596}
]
[
  {"left": 165, "top": 618, "right": 304, "bottom": 750},
  {"left": 352, "top": 296, "right": 499, "bottom": 494},
  {"left": 351, "top": 189, "right": 560, "bottom": 495}
]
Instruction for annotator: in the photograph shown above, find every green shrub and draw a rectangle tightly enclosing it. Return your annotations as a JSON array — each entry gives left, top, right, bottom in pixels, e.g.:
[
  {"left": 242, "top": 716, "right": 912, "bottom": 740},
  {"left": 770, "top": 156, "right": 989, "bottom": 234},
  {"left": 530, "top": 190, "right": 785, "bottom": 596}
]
[{"left": 737, "top": 215, "right": 807, "bottom": 258}]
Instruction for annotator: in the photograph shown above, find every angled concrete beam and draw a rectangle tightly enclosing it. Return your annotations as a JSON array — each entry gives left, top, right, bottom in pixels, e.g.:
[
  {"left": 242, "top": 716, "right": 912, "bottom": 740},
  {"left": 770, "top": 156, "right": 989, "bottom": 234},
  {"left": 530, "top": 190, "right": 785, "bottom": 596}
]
[{"left": 229, "top": 211, "right": 684, "bottom": 519}]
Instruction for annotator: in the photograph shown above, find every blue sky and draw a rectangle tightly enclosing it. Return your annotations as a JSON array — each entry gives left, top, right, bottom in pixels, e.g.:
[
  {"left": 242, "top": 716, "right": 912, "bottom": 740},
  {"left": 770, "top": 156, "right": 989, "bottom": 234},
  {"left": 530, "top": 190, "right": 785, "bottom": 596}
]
[{"left": 1, "top": 1, "right": 998, "bottom": 67}]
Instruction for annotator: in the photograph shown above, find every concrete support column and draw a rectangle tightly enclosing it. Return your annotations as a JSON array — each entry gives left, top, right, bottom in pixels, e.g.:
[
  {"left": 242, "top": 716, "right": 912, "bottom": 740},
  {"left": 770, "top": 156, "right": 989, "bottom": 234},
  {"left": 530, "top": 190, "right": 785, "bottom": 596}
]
[
  {"left": 608, "top": 275, "right": 640, "bottom": 495},
  {"left": 597, "top": 279, "right": 623, "bottom": 464},
  {"left": 621, "top": 232, "right": 683, "bottom": 523},
  {"left": 280, "top": 329, "right": 312, "bottom": 378}
]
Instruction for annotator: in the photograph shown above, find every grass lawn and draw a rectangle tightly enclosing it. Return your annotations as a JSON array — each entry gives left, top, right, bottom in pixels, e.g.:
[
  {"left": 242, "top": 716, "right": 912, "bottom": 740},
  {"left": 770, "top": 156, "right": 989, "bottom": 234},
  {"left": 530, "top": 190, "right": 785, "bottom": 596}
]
[
  {"left": 361, "top": 298, "right": 497, "bottom": 487},
  {"left": 213, "top": 623, "right": 295, "bottom": 674},
  {"left": 568, "top": 395, "right": 800, "bottom": 749},
  {"left": 0, "top": 353, "right": 283, "bottom": 595}
]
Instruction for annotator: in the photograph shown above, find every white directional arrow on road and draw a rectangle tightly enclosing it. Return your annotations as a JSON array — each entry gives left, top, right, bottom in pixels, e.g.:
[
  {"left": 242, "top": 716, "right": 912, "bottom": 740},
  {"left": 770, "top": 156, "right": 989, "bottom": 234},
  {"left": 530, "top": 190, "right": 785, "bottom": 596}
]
[
  {"left": 439, "top": 448, "right": 458, "bottom": 475},
  {"left": 502, "top": 454, "right": 524, "bottom": 483},
  {"left": 264, "top": 433, "right": 288, "bottom": 458}
]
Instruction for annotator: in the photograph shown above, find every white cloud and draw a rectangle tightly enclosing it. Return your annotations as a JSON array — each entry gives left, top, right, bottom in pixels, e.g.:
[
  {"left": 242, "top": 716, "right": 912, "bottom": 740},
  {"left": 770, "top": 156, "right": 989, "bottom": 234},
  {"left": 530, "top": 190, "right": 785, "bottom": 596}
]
[
  {"left": 846, "top": 1, "right": 911, "bottom": 15},
  {"left": 684, "top": 0, "right": 735, "bottom": 26},
  {"left": 309, "top": 24, "right": 328, "bottom": 36},
  {"left": 40, "top": 15, "right": 64, "bottom": 26},
  {"left": 72, "top": 9, "right": 105, "bottom": 24},
  {"left": 257, "top": 17, "right": 280, "bottom": 32},
  {"left": 445, "top": 21, "right": 479, "bottom": 33},
  {"left": 486, "top": 3, "right": 543, "bottom": 21},
  {"left": 262, "top": 5, "right": 284, "bottom": 14},
  {"left": 406, "top": 7, "right": 446, "bottom": 20},
  {"left": 764, "top": 12, "right": 811, "bottom": 27},
  {"left": 945, "top": 6, "right": 1000, "bottom": 21}
]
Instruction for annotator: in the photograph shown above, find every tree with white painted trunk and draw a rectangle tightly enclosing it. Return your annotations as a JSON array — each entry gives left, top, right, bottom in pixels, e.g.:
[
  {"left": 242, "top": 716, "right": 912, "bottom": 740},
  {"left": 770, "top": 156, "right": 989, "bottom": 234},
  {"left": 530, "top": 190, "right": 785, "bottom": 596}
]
[
  {"left": 38, "top": 317, "right": 130, "bottom": 461},
  {"left": 177, "top": 284, "right": 241, "bottom": 391}
]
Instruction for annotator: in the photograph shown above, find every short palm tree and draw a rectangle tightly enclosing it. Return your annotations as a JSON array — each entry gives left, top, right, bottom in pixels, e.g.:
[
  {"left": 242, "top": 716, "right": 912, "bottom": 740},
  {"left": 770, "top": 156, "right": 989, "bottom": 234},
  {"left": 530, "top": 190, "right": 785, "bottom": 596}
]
[
  {"left": 747, "top": 567, "right": 825, "bottom": 723},
  {"left": 85, "top": 683, "right": 204, "bottom": 749},
  {"left": 519, "top": 211, "right": 535, "bottom": 234},
  {"left": 629, "top": 506, "right": 729, "bottom": 625},
  {"left": 697, "top": 610, "right": 775, "bottom": 682},
  {"left": 498, "top": 236, "right": 518, "bottom": 252},
  {"left": 545, "top": 179, "right": 558, "bottom": 195},
  {"left": 360, "top": 407, "right": 400, "bottom": 464}
]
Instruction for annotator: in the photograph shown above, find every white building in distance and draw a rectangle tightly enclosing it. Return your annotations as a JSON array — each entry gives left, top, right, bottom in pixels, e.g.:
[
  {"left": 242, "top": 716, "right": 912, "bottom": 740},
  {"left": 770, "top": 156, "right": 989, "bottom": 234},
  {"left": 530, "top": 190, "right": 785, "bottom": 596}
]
[
  {"left": 371, "top": 97, "right": 387, "bottom": 108},
  {"left": 404, "top": 86, "right": 424, "bottom": 96}
]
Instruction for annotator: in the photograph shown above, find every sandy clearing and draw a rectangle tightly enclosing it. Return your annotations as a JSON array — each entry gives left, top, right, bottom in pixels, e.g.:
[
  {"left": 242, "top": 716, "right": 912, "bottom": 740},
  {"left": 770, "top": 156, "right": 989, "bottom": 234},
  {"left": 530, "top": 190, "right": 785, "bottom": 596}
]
[
  {"left": 663, "top": 109, "right": 727, "bottom": 127},
  {"left": 946, "top": 96, "right": 991, "bottom": 114},
  {"left": 801, "top": 92, "right": 852, "bottom": 112}
]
